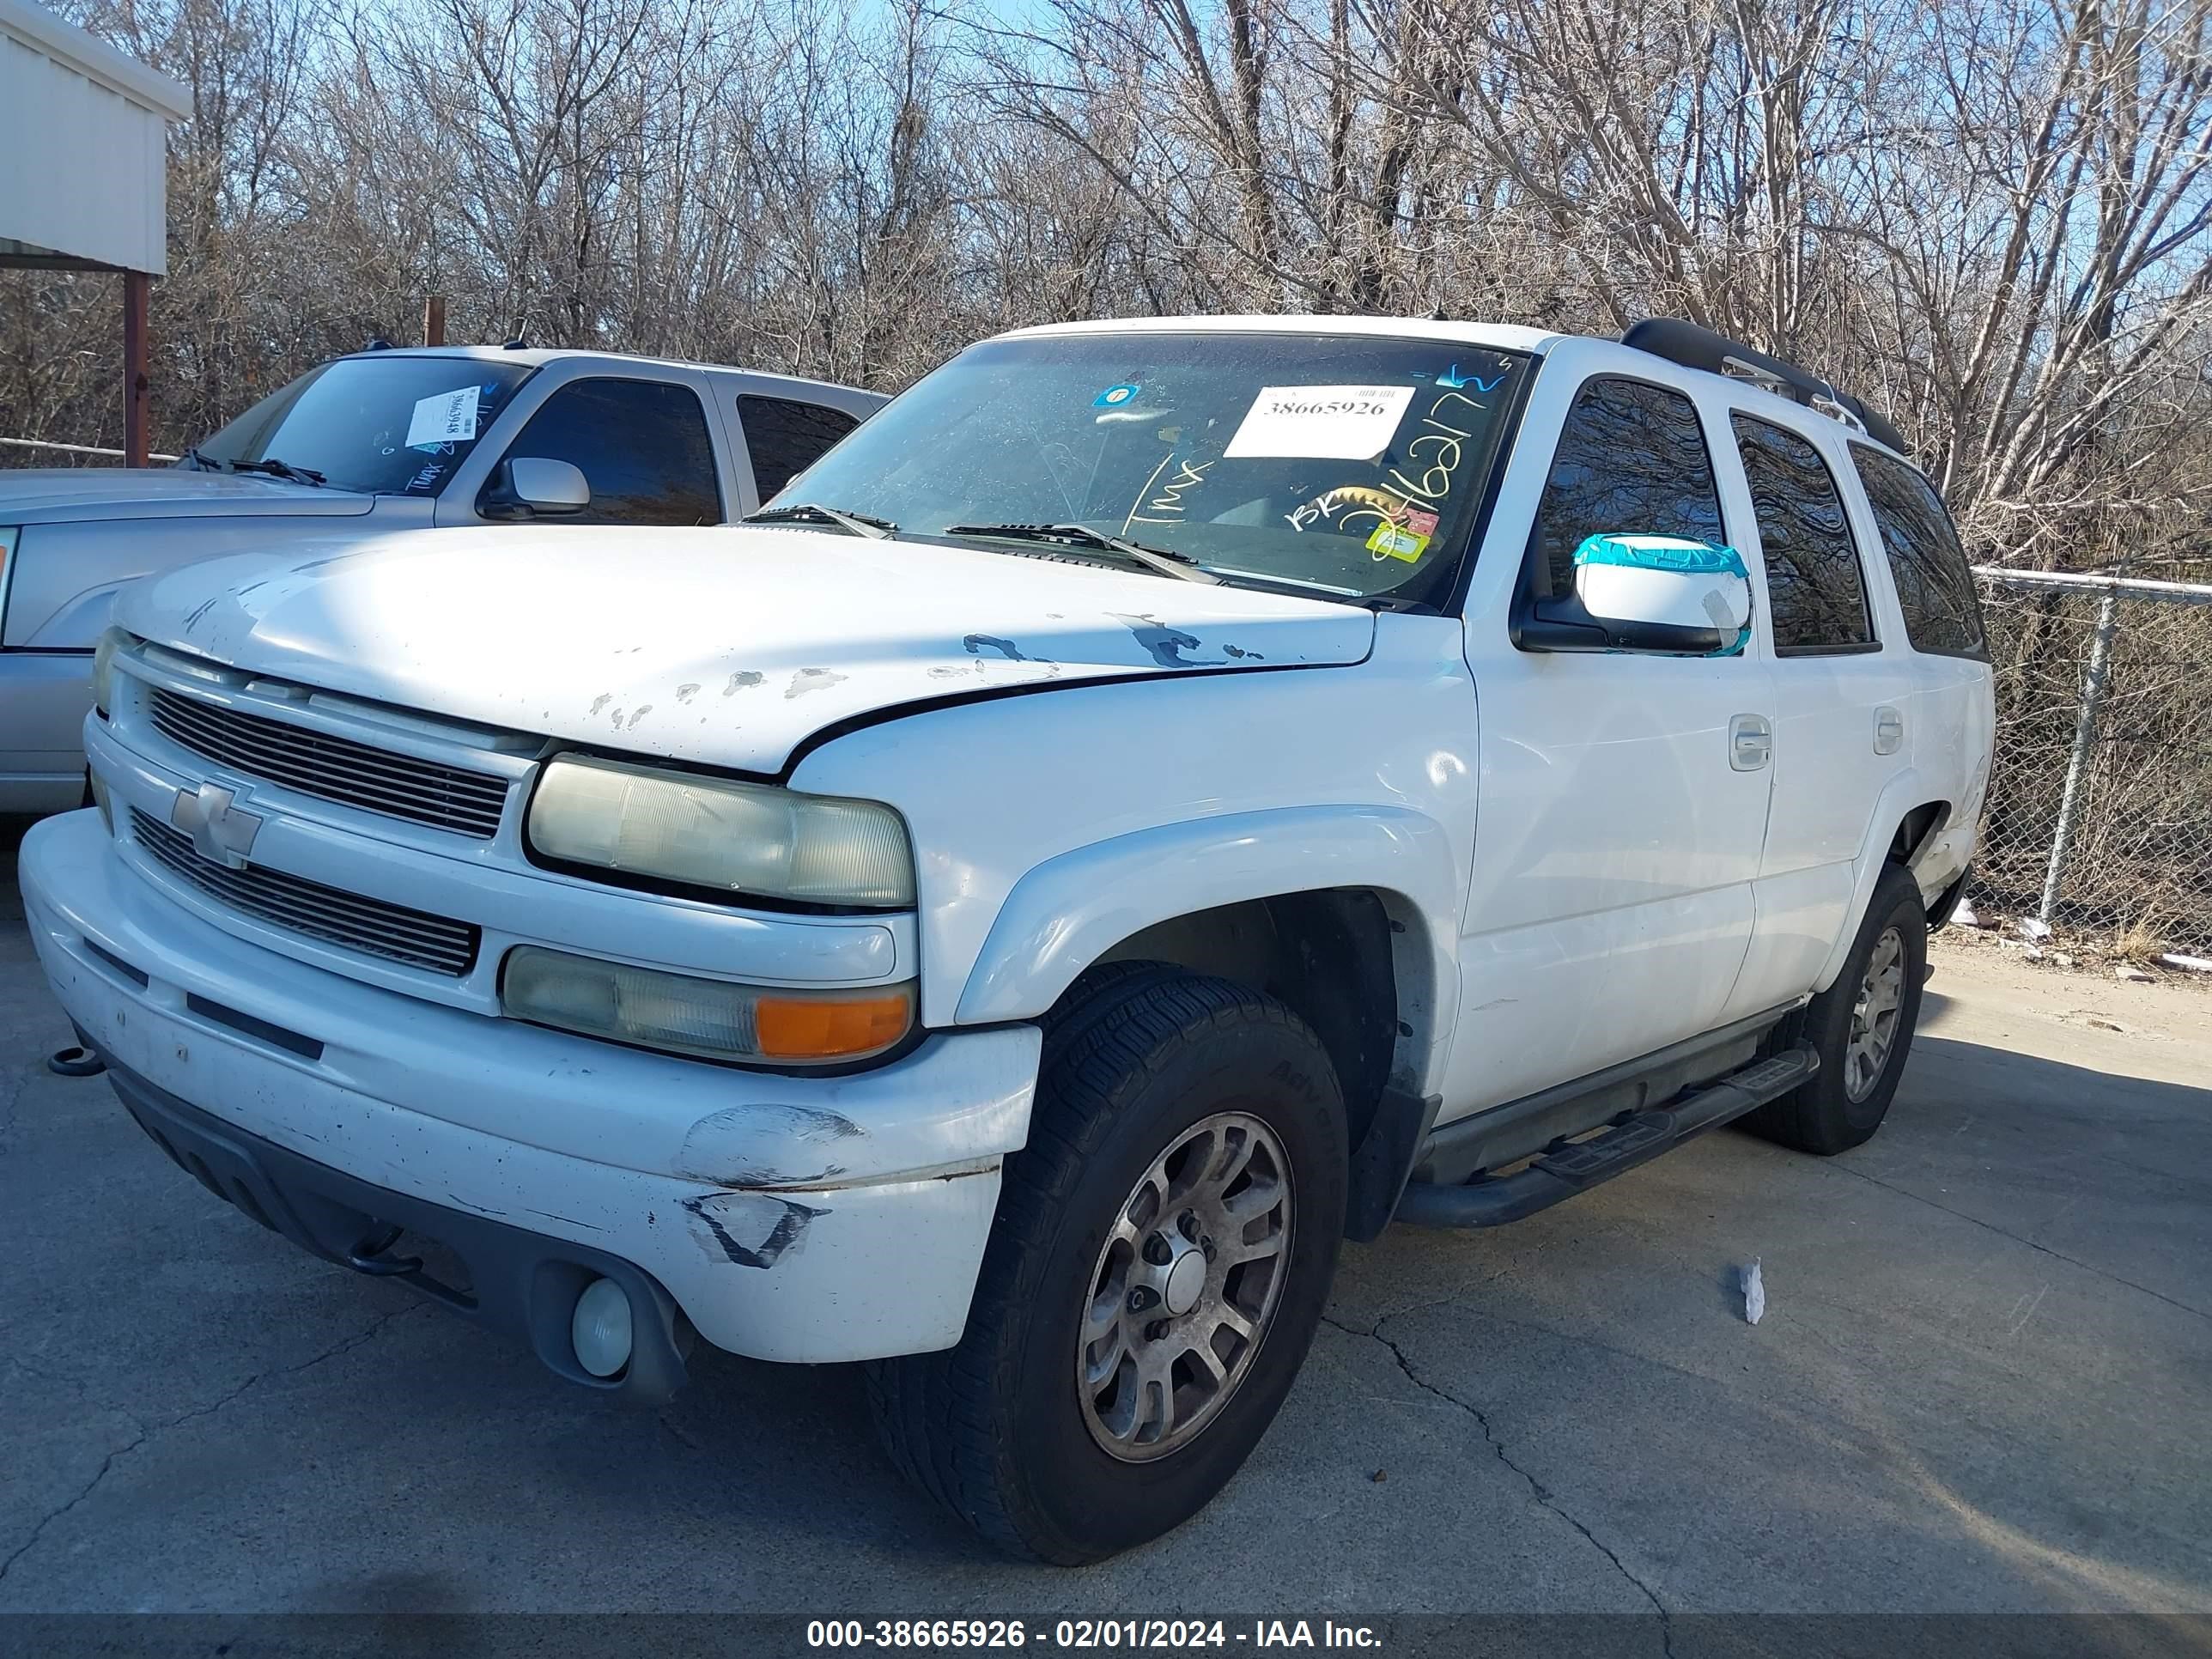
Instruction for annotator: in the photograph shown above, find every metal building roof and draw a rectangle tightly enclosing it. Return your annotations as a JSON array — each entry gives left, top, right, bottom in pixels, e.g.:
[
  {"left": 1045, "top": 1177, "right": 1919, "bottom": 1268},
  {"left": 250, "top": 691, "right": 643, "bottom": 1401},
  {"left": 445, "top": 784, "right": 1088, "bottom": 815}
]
[{"left": 0, "top": 0, "right": 188, "bottom": 275}]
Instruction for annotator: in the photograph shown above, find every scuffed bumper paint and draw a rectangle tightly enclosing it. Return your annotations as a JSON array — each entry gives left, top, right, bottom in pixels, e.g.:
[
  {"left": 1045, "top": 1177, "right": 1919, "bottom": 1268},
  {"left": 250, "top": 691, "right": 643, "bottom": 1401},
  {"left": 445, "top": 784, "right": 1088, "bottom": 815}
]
[{"left": 20, "top": 810, "right": 1041, "bottom": 1364}]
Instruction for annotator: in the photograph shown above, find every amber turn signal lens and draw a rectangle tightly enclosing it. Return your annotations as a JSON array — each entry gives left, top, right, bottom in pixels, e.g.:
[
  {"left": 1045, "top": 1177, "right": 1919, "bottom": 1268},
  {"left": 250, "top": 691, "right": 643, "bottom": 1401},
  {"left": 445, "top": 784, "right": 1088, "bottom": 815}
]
[
  {"left": 501, "top": 946, "right": 915, "bottom": 1067},
  {"left": 755, "top": 988, "right": 915, "bottom": 1060}
]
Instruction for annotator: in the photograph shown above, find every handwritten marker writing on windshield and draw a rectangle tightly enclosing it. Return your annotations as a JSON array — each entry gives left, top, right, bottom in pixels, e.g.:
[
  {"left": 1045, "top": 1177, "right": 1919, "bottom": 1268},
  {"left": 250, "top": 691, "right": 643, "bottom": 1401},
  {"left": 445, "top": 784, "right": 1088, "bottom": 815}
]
[{"left": 1436, "top": 364, "right": 1505, "bottom": 394}]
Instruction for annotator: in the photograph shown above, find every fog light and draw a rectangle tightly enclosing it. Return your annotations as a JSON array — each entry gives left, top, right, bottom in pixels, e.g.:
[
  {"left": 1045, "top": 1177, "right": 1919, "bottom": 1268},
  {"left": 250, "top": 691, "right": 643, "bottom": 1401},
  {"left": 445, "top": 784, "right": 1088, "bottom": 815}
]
[{"left": 571, "top": 1276, "right": 634, "bottom": 1378}]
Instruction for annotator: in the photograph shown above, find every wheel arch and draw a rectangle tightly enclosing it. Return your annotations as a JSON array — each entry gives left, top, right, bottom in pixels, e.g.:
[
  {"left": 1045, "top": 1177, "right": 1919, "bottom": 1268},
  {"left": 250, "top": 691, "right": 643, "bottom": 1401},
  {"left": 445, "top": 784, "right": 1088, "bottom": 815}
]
[
  {"left": 953, "top": 805, "right": 1461, "bottom": 1118},
  {"left": 1813, "top": 775, "right": 1953, "bottom": 992}
]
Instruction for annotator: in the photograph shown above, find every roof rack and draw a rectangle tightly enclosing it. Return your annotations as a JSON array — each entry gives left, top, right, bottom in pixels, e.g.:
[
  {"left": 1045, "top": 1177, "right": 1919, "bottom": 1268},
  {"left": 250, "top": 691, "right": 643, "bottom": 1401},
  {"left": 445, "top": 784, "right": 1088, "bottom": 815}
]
[{"left": 1621, "top": 319, "right": 1908, "bottom": 456}]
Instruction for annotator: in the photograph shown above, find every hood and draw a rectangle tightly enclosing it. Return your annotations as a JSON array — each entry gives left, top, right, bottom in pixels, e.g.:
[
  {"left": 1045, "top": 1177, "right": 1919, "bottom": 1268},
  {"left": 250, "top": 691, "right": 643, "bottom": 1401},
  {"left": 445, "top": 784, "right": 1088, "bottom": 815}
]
[
  {"left": 118, "top": 526, "right": 1375, "bottom": 775},
  {"left": 0, "top": 467, "right": 374, "bottom": 524}
]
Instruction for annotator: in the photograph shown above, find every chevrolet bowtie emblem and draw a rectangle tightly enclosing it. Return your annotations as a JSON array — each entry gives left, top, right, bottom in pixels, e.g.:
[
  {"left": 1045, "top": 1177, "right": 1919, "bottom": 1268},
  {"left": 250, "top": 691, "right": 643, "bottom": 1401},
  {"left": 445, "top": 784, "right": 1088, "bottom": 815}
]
[{"left": 170, "top": 781, "right": 263, "bottom": 868}]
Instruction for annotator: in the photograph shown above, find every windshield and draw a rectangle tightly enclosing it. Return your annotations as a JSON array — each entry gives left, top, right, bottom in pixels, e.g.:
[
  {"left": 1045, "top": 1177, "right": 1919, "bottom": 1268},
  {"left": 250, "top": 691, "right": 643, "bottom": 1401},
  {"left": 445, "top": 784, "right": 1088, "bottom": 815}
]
[
  {"left": 187, "top": 356, "right": 535, "bottom": 495},
  {"left": 774, "top": 331, "right": 1530, "bottom": 603}
]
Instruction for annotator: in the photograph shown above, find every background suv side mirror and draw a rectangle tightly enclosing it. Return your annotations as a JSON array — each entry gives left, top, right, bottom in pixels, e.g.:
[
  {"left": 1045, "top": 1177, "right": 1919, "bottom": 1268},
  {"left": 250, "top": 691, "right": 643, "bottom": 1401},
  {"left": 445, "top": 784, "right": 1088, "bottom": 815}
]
[
  {"left": 481, "top": 456, "right": 591, "bottom": 520},
  {"left": 1515, "top": 534, "right": 1752, "bottom": 656}
]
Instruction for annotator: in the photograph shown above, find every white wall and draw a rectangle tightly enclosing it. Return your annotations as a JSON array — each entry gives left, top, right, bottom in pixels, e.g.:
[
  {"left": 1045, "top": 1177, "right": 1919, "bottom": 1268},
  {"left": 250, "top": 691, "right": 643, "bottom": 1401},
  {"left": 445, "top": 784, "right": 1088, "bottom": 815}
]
[{"left": 0, "top": 0, "right": 185, "bottom": 274}]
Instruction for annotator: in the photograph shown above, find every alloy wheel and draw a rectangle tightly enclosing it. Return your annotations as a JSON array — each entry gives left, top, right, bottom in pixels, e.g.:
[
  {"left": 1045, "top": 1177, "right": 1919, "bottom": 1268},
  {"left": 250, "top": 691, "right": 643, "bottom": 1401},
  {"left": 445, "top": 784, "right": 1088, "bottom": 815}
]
[
  {"left": 1844, "top": 926, "right": 1906, "bottom": 1101},
  {"left": 1075, "top": 1111, "right": 1293, "bottom": 1462}
]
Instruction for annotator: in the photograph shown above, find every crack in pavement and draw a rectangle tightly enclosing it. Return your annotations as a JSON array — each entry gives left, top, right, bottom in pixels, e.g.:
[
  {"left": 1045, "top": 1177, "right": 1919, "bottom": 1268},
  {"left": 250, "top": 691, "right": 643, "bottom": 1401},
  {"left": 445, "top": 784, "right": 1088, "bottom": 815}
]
[
  {"left": 657, "top": 1409, "right": 710, "bottom": 1454},
  {"left": 1826, "top": 1161, "right": 2209, "bottom": 1322},
  {"left": 0, "top": 1304, "right": 416, "bottom": 1589},
  {"left": 1321, "top": 1312, "right": 1674, "bottom": 1657},
  {"left": 1, "top": 1353, "right": 112, "bottom": 1419}
]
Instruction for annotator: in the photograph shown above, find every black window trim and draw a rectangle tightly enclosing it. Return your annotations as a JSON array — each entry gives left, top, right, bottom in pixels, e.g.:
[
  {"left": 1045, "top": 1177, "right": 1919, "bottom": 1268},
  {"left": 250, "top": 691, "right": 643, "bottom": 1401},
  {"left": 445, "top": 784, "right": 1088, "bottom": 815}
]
[
  {"left": 1441, "top": 349, "right": 1545, "bottom": 619},
  {"left": 1728, "top": 406, "right": 1883, "bottom": 660},
  {"left": 1846, "top": 439, "right": 1990, "bottom": 664},
  {"left": 1775, "top": 637, "right": 1886, "bottom": 659},
  {"left": 1508, "top": 368, "right": 1739, "bottom": 655}
]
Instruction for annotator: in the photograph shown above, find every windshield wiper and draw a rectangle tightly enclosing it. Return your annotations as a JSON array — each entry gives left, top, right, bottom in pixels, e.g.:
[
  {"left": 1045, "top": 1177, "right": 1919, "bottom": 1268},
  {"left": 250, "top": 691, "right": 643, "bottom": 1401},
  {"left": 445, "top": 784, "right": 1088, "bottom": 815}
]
[
  {"left": 942, "top": 522, "right": 1221, "bottom": 584},
  {"left": 744, "top": 502, "right": 895, "bottom": 539},
  {"left": 180, "top": 447, "right": 227, "bottom": 472},
  {"left": 229, "top": 456, "right": 325, "bottom": 486}
]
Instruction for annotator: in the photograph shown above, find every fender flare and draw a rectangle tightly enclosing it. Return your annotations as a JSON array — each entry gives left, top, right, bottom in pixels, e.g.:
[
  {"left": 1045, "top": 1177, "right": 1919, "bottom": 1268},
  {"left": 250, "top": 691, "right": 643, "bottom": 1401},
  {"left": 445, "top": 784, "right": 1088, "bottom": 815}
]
[
  {"left": 1813, "top": 767, "right": 1947, "bottom": 992},
  {"left": 952, "top": 805, "right": 1462, "bottom": 1050}
]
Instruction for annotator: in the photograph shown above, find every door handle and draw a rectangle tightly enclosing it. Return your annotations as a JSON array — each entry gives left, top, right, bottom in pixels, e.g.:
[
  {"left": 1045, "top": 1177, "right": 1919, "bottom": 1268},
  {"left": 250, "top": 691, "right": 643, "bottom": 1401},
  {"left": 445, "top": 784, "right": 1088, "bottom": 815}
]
[
  {"left": 1874, "top": 706, "right": 1905, "bottom": 756},
  {"left": 1730, "top": 714, "right": 1772, "bottom": 771}
]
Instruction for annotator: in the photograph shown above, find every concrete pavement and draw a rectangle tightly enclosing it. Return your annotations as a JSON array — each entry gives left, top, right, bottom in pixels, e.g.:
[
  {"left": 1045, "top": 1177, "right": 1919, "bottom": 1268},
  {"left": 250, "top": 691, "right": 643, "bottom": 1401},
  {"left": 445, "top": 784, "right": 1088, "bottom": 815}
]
[{"left": 3, "top": 815, "right": 2208, "bottom": 1618}]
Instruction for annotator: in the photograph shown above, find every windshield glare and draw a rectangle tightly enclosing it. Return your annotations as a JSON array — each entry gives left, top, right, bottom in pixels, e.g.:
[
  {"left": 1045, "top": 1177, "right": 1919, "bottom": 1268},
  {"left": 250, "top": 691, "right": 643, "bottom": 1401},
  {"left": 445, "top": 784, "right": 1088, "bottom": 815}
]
[
  {"left": 187, "top": 356, "right": 534, "bottom": 495},
  {"left": 775, "top": 332, "right": 1529, "bottom": 602}
]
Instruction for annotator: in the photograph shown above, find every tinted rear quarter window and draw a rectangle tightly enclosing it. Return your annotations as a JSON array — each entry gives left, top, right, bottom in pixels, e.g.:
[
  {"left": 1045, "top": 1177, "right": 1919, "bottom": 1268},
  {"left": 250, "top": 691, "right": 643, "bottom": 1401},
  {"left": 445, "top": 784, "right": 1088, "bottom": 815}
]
[
  {"left": 1530, "top": 377, "right": 1728, "bottom": 601},
  {"left": 1852, "top": 447, "right": 1985, "bottom": 658},
  {"left": 1731, "top": 413, "right": 1873, "bottom": 653},
  {"left": 493, "top": 378, "right": 723, "bottom": 526},
  {"left": 740, "top": 395, "right": 864, "bottom": 501}
]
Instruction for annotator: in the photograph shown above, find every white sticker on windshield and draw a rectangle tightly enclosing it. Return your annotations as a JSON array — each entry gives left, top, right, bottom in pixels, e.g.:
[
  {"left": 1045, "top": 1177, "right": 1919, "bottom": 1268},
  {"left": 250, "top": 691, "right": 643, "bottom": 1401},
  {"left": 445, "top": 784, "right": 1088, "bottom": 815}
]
[
  {"left": 406, "top": 386, "right": 481, "bottom": 449},
  {"left": 1223, "top": 385, "right": 1415, "bottom": 461}
]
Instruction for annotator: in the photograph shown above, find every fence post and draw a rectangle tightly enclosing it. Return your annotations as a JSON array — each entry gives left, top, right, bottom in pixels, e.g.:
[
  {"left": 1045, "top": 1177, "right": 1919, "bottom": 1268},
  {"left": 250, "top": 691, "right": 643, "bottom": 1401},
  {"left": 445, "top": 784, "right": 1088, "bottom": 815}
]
[{"left": 2038, "top": 586, "right": 2121, "bottom": 927}]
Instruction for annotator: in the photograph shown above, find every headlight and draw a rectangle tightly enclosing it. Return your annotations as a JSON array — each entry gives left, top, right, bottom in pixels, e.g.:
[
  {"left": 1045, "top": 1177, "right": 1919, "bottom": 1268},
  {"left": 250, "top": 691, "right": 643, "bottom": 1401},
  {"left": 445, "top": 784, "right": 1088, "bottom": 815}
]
[
  {"left": 528, "top": 754, "right": 914, "bottom": 908},
  {"left": 90, "top": 626, "right": 135, "bottom": 716},
  {"left": 502, "top": 946, "right": 915, "bottom": 1066}
]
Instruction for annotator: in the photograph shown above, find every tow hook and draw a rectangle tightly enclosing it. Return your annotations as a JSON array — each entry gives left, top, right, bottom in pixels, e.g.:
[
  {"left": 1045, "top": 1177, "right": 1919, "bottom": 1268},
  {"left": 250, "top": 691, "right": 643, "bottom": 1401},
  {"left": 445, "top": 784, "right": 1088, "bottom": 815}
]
[
  {"left": 346, "top": 1224, "right": 423, "bottom": 1277},
  {"left": 46, "top": 1043, "right": 106, "bottom": 1078}
]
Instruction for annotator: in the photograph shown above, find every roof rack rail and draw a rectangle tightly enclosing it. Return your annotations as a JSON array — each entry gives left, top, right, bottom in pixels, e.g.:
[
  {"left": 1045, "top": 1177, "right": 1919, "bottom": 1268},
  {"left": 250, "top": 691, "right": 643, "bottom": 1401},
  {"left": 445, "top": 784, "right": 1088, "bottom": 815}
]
[{"left": 1620, "top": 319, "right": 1908, "bottom": 456}]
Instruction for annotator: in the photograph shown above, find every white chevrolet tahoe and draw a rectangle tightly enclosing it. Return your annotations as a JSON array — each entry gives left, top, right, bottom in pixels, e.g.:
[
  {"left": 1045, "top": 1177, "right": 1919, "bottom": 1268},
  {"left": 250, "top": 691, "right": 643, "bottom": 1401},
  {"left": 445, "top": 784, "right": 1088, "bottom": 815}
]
[{"left": 19, "top": 314, "right": 1994, "bottom": 1565}]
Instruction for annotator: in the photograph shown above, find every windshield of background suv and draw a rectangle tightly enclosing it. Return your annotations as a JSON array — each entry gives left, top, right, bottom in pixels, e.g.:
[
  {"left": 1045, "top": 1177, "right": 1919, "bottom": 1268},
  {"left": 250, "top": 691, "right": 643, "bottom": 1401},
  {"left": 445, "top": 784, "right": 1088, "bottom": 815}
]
[
  {"left": 186, "top": 356, "right": 535, "bottom": 495},
  {"left": 774, "top": 332, "right": 1531, "bottom": 604}
]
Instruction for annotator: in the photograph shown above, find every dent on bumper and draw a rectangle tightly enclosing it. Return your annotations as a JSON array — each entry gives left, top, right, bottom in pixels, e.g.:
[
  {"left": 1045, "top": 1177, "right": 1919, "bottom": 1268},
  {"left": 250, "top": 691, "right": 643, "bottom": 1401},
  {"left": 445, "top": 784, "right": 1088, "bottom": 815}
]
[{"left": 19, "top": 810, "right": 1042, "bottom": 1363}]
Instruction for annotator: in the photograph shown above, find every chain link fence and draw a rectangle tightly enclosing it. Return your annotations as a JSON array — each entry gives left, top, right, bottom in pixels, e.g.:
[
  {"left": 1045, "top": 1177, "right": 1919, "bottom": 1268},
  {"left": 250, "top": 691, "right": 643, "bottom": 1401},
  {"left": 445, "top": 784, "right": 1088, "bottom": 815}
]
[{"left": 1970, "top": 568, "right": 2212, "bottom": 959}]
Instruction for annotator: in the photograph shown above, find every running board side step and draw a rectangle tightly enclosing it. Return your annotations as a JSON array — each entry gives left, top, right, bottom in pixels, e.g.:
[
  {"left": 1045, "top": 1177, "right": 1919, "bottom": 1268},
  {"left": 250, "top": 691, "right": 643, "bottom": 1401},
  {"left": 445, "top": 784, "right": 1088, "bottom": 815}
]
[{"left": 1391, "top": 1047, "right": 1819, "bottom": 1230}]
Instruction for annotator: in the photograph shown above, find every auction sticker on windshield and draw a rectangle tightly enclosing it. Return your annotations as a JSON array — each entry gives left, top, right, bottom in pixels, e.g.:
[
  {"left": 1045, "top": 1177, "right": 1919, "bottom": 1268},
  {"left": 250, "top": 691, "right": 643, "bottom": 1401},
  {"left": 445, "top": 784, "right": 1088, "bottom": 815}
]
[
  {"left": 1224, "top": 385, "right": 1415, "bottom": 460},
  {"left": 407, "top": 386, "right": 481, "bottom": 449}
]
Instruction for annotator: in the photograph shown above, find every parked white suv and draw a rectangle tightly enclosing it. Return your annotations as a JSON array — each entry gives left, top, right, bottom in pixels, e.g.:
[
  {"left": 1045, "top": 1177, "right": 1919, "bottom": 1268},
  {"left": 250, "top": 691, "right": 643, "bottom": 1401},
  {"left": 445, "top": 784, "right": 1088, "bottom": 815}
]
[
  {"left": 19, "top": 315, "right": 1993, "bottom": 1564},
  {"left": 0, "top": 345, "right": 883, "bottom": 811}
]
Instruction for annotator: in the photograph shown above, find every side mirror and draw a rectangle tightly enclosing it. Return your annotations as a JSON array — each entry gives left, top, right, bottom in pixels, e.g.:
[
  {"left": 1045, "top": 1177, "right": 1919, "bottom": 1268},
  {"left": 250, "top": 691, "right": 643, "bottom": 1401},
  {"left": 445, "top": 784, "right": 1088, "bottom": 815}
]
[
  {"left": 1567, "top": 534, "right": 1751, "bottom": 655},
  {"left": 482, "top": 456, "right": 590, "bottom": 520}
]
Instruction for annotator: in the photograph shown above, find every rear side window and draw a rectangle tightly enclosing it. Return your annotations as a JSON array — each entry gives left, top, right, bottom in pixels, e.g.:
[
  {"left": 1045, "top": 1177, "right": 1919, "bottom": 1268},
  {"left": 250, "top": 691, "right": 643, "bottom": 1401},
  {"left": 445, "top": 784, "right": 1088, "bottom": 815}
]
[
  {"left": 740, "top": 395, "right": 863, "bottom": 501},
  {"left": 493, "top": 379, "right": 722, "bottom": 526},
  {"left": 1730, "top": 414, "right": 1873, "bottom": 653},
  {"left": 1852, "top": 447, "right": 1985, "bottom": 658},
  {"left": 1530, "top": 378, "right": 1727, "bottom": 600}
]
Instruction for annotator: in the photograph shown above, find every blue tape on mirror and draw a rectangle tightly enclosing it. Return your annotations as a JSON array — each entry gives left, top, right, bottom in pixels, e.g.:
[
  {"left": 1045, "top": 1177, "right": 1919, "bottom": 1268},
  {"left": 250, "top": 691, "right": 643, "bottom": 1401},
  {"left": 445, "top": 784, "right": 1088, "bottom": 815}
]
[{"left": 1572, "top": 532, "right": 1747, "bottom": 579}]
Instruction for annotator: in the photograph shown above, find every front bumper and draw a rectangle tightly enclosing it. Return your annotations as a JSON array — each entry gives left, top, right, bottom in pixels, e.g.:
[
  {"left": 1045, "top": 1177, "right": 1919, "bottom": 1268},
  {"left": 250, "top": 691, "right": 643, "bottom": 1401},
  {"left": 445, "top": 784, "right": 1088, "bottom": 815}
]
[
  {"left": 21, "top": 809, "right": 1042, "bottom": 1369},
  {"left": 109, "top": 1061, "right": 695, "bottom": 1401}
]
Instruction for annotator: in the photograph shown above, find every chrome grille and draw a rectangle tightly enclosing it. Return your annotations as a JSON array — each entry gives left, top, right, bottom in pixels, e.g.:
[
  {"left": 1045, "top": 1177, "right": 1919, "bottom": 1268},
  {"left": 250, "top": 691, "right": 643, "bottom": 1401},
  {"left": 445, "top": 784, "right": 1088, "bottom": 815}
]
[
  {"left": 149, "top": 688, "right": 509, "bottom": 838},
  {"left": 132, "top": 809, "right": 481, "bottom": 976}
]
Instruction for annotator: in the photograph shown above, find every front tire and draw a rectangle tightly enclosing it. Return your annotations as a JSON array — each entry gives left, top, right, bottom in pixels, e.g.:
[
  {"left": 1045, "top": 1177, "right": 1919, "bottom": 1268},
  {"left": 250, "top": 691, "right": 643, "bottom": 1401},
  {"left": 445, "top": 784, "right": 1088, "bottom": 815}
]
[
  {"left": 869, "top": 965, "right": 1347, "bottom": 1564},
  {"left": 1745, "top": 862, "right": 1927, "bottom": 1155}
]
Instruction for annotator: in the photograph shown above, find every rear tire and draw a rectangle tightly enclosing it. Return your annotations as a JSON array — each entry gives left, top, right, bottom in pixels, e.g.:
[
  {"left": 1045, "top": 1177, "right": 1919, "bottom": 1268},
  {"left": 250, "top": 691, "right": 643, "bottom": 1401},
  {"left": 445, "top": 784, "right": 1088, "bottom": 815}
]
[
  {"left": 869, "top": 964, "right": 1347, "bottom": 1564},
  {"left": 1744, "top": 862, "right": 1926, "bottom": 1155}
]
